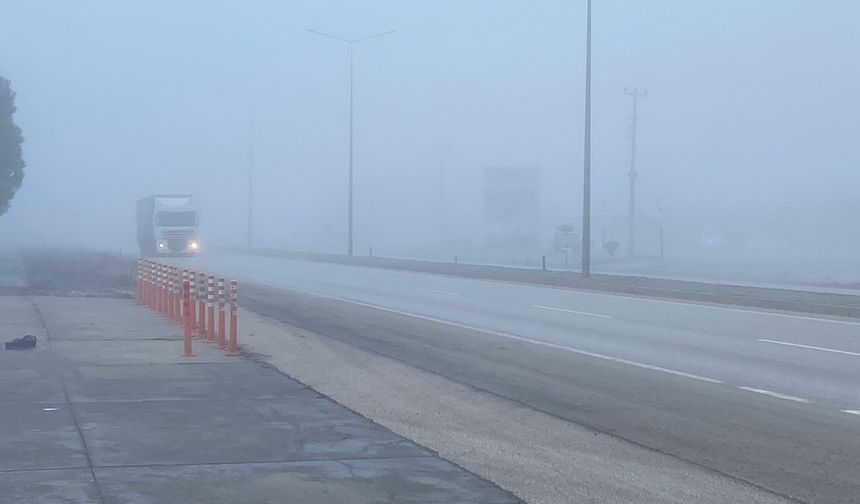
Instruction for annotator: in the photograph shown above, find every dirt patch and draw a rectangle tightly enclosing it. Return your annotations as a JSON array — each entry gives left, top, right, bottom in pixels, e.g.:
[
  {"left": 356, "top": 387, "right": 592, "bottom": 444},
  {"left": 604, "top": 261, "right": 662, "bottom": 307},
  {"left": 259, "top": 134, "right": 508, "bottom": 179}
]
[{"left": 21, "top": 249, "right": 135, "bottom": 297}]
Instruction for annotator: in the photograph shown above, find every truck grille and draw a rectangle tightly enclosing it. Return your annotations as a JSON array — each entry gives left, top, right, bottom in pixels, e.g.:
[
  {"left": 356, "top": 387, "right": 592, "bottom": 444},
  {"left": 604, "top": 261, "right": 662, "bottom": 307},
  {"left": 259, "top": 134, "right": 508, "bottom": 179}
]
[
  {"left": 167, "top": 239, "right": 189, "bottom": 252},
  {"left": 162, "top": 229, "right": 193, "bottom": 239}
]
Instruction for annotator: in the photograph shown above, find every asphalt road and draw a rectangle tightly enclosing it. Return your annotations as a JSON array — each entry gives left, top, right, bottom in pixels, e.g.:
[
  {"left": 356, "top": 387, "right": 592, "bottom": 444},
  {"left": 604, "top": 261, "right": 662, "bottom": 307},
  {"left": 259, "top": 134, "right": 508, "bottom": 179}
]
[{"left": 170, "top": 251, "right": 860, "bottom": 504}]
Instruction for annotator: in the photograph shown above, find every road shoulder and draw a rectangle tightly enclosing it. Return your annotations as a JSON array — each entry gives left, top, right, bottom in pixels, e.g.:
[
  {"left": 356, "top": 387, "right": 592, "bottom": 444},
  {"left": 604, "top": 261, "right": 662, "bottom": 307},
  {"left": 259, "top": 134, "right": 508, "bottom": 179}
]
[{"left": 237, "top": 306, "right": 794, "bottom": 504}]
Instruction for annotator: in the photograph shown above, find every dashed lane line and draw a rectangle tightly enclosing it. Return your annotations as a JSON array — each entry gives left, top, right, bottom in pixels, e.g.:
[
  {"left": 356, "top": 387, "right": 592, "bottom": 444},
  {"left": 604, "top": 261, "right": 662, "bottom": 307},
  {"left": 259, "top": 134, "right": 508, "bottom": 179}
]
[
  {"left": 413, "top": 287, "right": 460, "bottom": 296},
  {"left": 737, "top": 386, "right": 810, "bottom": 403},
  {"left": 303, "top": 290, "right": 724, "bottom": 384},
  {"left": 758, "top": 339, "right": 860, "bottom": 358},
  {"left": 532, "top": 305, "right": 613, "bottom": 319}
]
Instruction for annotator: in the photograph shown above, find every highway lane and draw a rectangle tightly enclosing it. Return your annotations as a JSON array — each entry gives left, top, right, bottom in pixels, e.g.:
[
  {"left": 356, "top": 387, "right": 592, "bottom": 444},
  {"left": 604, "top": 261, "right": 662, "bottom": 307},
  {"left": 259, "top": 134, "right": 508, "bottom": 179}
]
[
  {"left": 170, "top": 252, "right": 860, "bottom": 503},
  {"left": 178, "top": 252, "right": 860, "bottom": 406}
]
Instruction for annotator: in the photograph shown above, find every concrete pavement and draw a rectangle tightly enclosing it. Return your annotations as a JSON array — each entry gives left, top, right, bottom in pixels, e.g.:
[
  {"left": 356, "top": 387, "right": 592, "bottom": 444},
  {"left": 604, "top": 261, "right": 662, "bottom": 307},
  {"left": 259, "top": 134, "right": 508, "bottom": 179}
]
[
  {"left": 169, "top": 252, "right": 860, "bottom": 504},
  {"left": 0, "top": 295, "right": 520, "bottom": 504}
]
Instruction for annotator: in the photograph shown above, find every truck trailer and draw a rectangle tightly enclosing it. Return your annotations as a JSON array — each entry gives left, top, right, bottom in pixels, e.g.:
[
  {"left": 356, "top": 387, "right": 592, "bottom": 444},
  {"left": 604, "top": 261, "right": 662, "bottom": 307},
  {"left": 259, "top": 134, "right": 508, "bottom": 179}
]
[{"left": 136, "top": 194, "right": 199, "bottom": 256}]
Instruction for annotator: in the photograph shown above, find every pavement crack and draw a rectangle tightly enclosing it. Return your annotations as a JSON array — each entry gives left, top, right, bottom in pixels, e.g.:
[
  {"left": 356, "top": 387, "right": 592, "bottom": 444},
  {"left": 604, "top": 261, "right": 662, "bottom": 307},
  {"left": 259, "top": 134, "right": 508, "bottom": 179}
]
[
  {"left": 33, "top": 296, "right": 107, "bottom": 504},
  {"left": 59, "top": 377, "right": 107, "bottom": 504}
]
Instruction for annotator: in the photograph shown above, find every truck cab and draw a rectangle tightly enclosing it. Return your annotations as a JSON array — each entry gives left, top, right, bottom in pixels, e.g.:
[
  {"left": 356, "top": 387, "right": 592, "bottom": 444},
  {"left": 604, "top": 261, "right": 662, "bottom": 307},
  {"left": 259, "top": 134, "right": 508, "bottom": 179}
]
[{"left": 137, "top": 194, "right": 200, "bottom": 256}]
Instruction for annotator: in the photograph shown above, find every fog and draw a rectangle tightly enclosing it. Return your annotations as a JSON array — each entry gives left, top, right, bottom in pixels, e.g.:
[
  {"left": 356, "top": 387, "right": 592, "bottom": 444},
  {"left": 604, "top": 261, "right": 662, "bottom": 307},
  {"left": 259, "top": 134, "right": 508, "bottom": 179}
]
[{"left": 1, "top": 1, "right": 858, "bottom": 283}]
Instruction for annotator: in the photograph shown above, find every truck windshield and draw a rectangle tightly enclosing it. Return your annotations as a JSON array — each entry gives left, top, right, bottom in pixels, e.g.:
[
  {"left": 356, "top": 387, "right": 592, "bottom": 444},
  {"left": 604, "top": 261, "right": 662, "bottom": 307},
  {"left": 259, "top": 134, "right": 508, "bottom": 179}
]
[{"left": 156, "top": 211, "right": 196, "bottom": 226}]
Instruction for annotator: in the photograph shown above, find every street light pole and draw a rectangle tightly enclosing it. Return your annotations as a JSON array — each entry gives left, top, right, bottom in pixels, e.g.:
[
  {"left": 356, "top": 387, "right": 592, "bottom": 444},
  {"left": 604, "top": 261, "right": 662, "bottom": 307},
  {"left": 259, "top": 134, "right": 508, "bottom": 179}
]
[
  {"left": 581, "top": 0, "right": 593, "bottom": 278},
  {"left": 348, "top": 44, "right": 355, "bottom": 257},
  {"left": 307, "top": 28, "right": 395, "bottom": 257}
]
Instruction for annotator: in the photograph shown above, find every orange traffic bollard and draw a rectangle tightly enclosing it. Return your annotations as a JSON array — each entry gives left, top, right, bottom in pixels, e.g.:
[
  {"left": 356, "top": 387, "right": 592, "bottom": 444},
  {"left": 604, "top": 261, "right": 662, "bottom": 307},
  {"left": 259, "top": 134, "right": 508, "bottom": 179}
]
[
  {"left": 144, "top": 260, "right": 151, "bottom": 309},
  {"left": 182, "top": 279, "right": 194, "bottom": 357},
  {"left": 180, "top": 270, "right": 187, "bottom": 320},
  {"left": 136, "top": 259, "right": 143, "bottom": 304},
  {"left": 167, "top": 267, "right": 175, "bottom": 320},
  {"left": 160, "top": 264, "right": 168, "bottom": 317},
  {"left": 150, "top": 262, "right": 157, "bottom": 311},
  {"left": 188, "top": 270, "right": 197, "bottom": 333},
  {"left": 155, "top": 264, "right": 162, "bottom": 314},
  {"left": 227, "top": 280, "right": 238, "bottom": 356},
  {"left": 143, "top": 259, "right": 150, "bottom": 306},
  {"left": 167, "top": 267, "right": 174, "bottom": 321},
  {"left": 217, "top": 278, "right": 226, "bottom": 348},
  {"left": 158, "top": 263, "right": 165, "bottom": 316},
  {"left": 173, "top": 267, "right": 182, "bottom": 323},
  {"left": 164, "top": 264, "right": 171, "bottom": 317},
  {"left": 207, "top": 275, "right": 216, "bottom": 343},
  {"left": 149, "top": 261, "right": 156, "bottom": 310},
  {"left": 197, "top": 272, "right": 207, "bottom": 339}
]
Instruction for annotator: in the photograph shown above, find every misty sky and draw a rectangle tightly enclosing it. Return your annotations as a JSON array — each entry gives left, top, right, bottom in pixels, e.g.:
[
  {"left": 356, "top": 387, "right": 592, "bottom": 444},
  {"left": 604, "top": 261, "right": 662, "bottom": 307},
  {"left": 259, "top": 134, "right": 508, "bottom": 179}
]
[{"left": 1, "top": 1, "right": 858, "bottom": 262}]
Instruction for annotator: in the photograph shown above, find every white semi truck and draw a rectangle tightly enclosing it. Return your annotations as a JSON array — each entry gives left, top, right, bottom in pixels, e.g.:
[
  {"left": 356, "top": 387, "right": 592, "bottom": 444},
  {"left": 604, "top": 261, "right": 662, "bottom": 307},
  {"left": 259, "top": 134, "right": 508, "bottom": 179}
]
[{"left": 136, "top": 194, "right": 199, "bottom": 256}]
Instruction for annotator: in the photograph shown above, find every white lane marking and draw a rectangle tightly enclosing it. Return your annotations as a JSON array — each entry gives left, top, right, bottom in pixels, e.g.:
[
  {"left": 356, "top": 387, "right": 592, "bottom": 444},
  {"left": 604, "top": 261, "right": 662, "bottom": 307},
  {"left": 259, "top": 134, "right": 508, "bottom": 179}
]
[
  {"left": 381, "top": 269, "right": 860, "bottom": 326},
  {"left": 413, "top": 287, "right": 460, "bottom": 296},
  {"left": 561, "top": 294, "right": 860, "bottom": 326},
  {"left": 304, "top": 290, "right": 723, "bottom": 384},
  {"left": 758, "top": 339, "right": 860, "bottom": 358},
  {"left": 533, "top": 305, "right": 612, "bottom": 319},
  {"left": 842, "top": 410, "right": 860, "bottom": 416},
  {"left": 42, "top": 407, "right": 59, "bottom": 411},
  {"left": 737, "top": 386, "right": 810, "bottom": 403}
]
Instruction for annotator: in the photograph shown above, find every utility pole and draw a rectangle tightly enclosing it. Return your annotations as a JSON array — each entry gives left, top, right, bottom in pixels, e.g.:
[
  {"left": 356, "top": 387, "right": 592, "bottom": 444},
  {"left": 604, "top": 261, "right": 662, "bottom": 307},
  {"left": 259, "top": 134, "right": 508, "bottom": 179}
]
[
  {"left": 657, "top": 198, "right": 665, "bottom": 258},
  {"left": 247, "top": 145, "right": 254, "bottom": 249},
  {"left": 247, "top": 119, "right": 254, "bottom": 250},
  {"left": 435, "top": 146, "right": 447, "bottom": 250},
  {"left": 624, "top": 87, "right": 646, "bottom": 257},
  {"left": 580, "top": 0, "right": 593, "bottom": 278}
]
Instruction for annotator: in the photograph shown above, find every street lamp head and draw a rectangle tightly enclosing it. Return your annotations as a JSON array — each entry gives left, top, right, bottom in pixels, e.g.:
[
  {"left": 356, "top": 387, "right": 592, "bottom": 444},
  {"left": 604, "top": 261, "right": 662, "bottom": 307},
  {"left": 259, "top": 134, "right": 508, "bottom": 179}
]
[
  {"left": 306, "top": 28, "right": 396, "bottom": 45},
  {"left": 305, "top": 28, "right": 352, "bottom": 43},
  {"left": 351, "top": 30, "right": 396, "bottom": 43}
]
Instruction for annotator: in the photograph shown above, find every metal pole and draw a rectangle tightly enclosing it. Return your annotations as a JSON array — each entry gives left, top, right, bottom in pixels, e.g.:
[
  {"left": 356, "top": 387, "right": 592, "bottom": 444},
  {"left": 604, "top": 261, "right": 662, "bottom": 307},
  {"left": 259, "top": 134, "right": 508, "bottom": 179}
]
[
  {"left": 436, "top": 146, "right": 447, "bottom": 248},
  {"left": 247, "top": 120, "right": 254, "bottom": 250},
  {"left": 625, "top": 87, "right": 647, "bottom": 257},
  {"left": 628, "top": 92, "right": 637, "bottom": 257},
  {"left": 306, "top": 29, "right": 394, "bottom": 257},
  {"left": 348, "top": 44, "right": 355, "bottom": 257},
  {"left": 657, "top": 198, "right": 665, "bottom": 258},
  {"left": 581, "top": 0, "right": 593, "bottom": 278},
  {"left": 660, "top": 226, "right": 664, "bottom": 258}
]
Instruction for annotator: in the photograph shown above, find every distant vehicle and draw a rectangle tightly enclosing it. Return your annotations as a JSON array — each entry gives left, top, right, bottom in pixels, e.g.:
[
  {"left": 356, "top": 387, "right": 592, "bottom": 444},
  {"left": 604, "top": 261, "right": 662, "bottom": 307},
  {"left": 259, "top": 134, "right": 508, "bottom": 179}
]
[{"left": 136, "top": 194, "right": 199, "bottom": 256}]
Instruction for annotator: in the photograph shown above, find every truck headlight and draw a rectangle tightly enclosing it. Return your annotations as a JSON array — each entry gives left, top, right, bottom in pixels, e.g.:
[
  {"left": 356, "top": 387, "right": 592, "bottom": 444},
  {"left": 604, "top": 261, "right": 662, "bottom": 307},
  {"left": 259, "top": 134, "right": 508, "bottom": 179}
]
[{"left": 189, "top": 241, "right": 199, "bottom": 250}]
